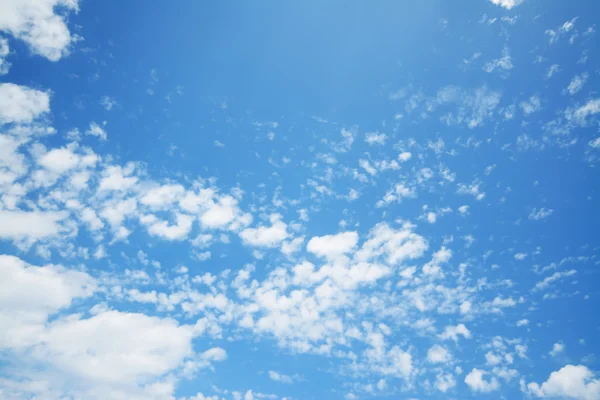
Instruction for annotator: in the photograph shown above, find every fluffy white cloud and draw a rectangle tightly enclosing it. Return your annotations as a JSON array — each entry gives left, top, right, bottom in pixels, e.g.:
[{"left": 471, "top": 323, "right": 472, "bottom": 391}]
[
  {"left": 143, "top": 213, "right": 194, "bottom": 241},
  {"left": 0, "top": 210, "right": 69, "bottom": 246},
  {"left": 489, "top": 0, "right": 524, "bottom": 9},
  {"left": 355, "top": 222, "right": 428, "bottom": 265},
  {"left": 268, "top": 370, "right": 294, "bottom": 384},
  {"left": 427, "top": 344, "right": 451, "bottom": 364},
  {"left": 527, "top": 365, "right": 600, "bottom": 400},
  {"left": 0, "top": 83, "right": 50, "bottom": 124},
  {"left": 239, "top": 214, "right": 288, "bottom": 248},
  {"left": 0, "top": 37, "right": 10, "bottom": 75},
  {"left": 465, "top": 368, "right": 500, "bottom": 392},
  {"left": 98, "top": 165, "right": 139, "bottom": 192},
  {"left": 38, "top": 310, "right": 194, "bottom": 384},
  {"left": 365, "top": 132, "right": 387, "bottom": 145},
  {"left": 141, "top": 184, "right": 186, "bottom": 210},
  {"left": 529, "top": 208, "right": 554, "bottom": 220},
  {"left": 572, "top": 99, "right": 600, "bottom": 124},
  {"left": 200, "top": 347, "right": 228, "bottom": 362},
  {"left": 1, "top": 255, "right": 198, "bottom": 398},
  {"left": 567, "top": 73, "right": 589, "bottom": 95},
  {"left": 549, "top": 342, "right": 565, "bottom": 357},
  {"left": 86, "top": 121, "right": 107, "bottom": 140},
  {"left": 0, "top": 255, "right": 96, "bottom": 349},
  {"left": 435, "top": 372, "right": 456, "bottom": 392},
  {"left": 0, "top": 0, "right": 79, "bottom": 61},
  {"left": 38, "top": 145, "right": 81, "bottom": 173},
  {"left": 307, "top": 231, "right": 358, "bottom": 259},
  {"left": 439, "top": 324, "right": 471, "bottom": 341}
]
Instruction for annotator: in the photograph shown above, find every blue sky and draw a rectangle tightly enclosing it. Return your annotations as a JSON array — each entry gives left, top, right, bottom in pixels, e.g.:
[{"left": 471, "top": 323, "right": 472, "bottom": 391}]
[{"left": 0, "top": 0, "right": 600, "bottom": 399}]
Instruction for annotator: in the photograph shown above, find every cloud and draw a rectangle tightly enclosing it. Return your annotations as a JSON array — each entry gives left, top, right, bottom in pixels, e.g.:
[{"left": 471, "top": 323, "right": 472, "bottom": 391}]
[
  {"left": 0, "top": 38, "right": 10, "bottom": 75},
  {"left": 0, "top": 210, "right": 69, "bottom": 247},
  {"left": 489, "top": 0, "right": 524, "bottom": 9},
  {"left": 567, "top": 73, "right": 589, "bottom": 95},
  {"left": 0, "top": 0, "right": 79, "bottom": 61},
  {"left": 527, "top": 365, "right": 600, "bottom": 400},
  {"left": 520, "top": 95, "right": 542, "bottom": 115},
  {"left": 143, "top": 213, "right": 194, "bottom": 241},
  {"left": 439, "top": 324, "right": 471, "bottom": 341},
  {"left": 483, "top": 46, "right": 513, "bottom": 73},
  {"left": 572, "top": 99, "right": 600, "bottom": 123},
  {"left": 535, "top": 270, "right": 577, "bottom": 291},
  {"left": 465, "top": 368, "right": 500, "bottom": 392},
  {"left": 0, "top": 83, "right": 50, "bottom": 124},
  {"left": 376, "top": 183, "right": 416, "bottom": 207},
  {"left": 239, "top": 214, "right": 289, "bottom": 248},
  {"left": 529, "top": 208, "right": 554, "bottom": 220},
  {"left": 268, "top": 370, "right": 294, "bottom": 384},
  {"left": 435, "top": 373, "right": 456, "bottom": 392},
  {"left": 549, "top": 342, "right": 565, "bottom": 357},
  {"left": 365, "top": 132, "right": 387, "bottom": 145},
  {"left": 307, "top": 231, "right": 358, "bottom": 259},
  {"left": 427, "top": 344, "right": 451, "bottom": 364},
  {"left": 86, "top": 121, "right": 107, "bottom": 140},
  {"left": 201, "top": 347, "right": 228, "bottom": 362},
  {"left": 0, "top": 255, "right": 96, "bottom": 349},
  {"left": 37, "top": 311, "right": 194, "bottom": 384}
]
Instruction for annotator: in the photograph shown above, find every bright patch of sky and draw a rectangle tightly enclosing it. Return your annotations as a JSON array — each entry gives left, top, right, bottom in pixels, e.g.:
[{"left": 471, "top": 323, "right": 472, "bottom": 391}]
[{"left": 0, "top": 0, "right": 599, "bottom": 399}]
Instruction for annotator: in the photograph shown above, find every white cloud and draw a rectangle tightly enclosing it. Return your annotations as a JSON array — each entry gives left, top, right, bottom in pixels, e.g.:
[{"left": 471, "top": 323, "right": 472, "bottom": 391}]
[
  {"left": 572, "top": 99, "right": 600, "bottom": 123},
  {"left": 589, "top": 137, "right": 600, "bottom": 149},
  {"left": 427, "top": 344, "right": 451, "bottom": 364},
  {"left": 398, "top": 152, "right": 412, "bottom": 162},
  {"left": 527, "top": 365, "right": 600, "bottom": 400},
  {"left": 0, "top": 37, "right": 10, "bottom": 75},
  {"left": 484, "top": 46, "right": 513, "bottom": 73},
  {"left": 141, "top": 184, "right": 185, "bottom": 210},
  {"left": 0, "top": 83, "right": 50, "bottom": 124},
  {"left": 144, "top": 213, "right": 194, "bottom": 241},
  {"left": 86, "top": 121, "right": 107, "bottom": 140},
  {"left": 100, "top": 96, "right": 117, "bottom": 111},
  {"left": 529, "top": 208, "right": 553, "bottom": 220},
  {"left": 535, "top": 269, "right": 576, "bottom": 291},
  {"left": 307, "top": 231, "right": 358, "bottom": 259},
  {"left": 423, "top": 246, "right": 452, "bottom": 277},
  {"left": 426, "top": 212, "right": 437, "bottom": 224},
  {"left": 0, "top": 255, "right": 96, "bottom": 349},
  {"left": 0, "top": 210, "right": 68, "bottom": 246},
  {"left": 0, "top": 0, "right": 79, "bottom": 61},
  {"left": 240, "top": 214, "right": 288, "bottom": 248},
  {"left": 38, "top": 310, "right": 194, "bottom": 384},
  {"left": 550, "top": 342, "right": 565, "bottom": 357},
  {"left": 514, "top": 252, "right": 527, "bottom": 260},
  {"left": 376, "top": 183, "right": 416, "bottom": 207},
  {"left": 199, "top": 195, "right": 248, "bottom": 230},
  {"left": 365, "top": 132, "right": 387, "bottom": 145},
  {"left": 355, "top": 222, "right": 428, "bottom": 265},
  {"left": 268, "top": 370, "right": 294, "bottom": 384},
  {"left": 435, "top": 372, "right": 456, "bottom": 392},
  {"left": 38, "top": 145, "right": 81, "bottom": 173},
  {"left": 520, "top": 95, "right": 542, "bottom": 115},
  {"left": 98, "top": 165, "right": 139, "bottom": 192},
  {"left": 439, "top": 324, "right": 471, "bottom": 341},
  {"left": 465, "top": 368, "right": 500, "bottom": 392},
  {"left": 567, "top": 73, "right": 589, "bottom": 95},
  {"left": 489, "top": 0, "right": 524, "bottom": 9},
  {"left": 201, "top": 347, "right": 228, "bottom": 362},
  {"left": 457, "top": 180, "right": 485, "bottom": 200}
]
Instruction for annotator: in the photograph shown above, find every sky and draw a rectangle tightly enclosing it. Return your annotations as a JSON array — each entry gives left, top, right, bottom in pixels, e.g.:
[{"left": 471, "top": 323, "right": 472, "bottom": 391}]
[{"left": 0, "top": 0, "right": 599, "bottom": 399}]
